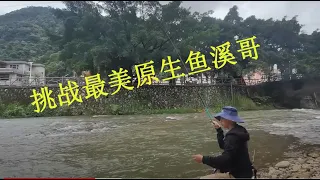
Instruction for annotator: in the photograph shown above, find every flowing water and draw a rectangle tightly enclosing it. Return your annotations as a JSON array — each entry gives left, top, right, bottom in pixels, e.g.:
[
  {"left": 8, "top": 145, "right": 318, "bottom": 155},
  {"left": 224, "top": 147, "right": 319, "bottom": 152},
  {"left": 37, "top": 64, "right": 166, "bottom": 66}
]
[{"left": 0, "top": 109, "right": 320, "bottom": 178}]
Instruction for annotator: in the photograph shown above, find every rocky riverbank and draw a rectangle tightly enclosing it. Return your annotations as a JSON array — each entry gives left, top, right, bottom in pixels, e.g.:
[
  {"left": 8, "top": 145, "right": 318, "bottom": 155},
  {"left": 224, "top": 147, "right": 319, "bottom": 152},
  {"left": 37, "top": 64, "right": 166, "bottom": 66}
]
[{"left": 258, "top": 148, "right": 320, "bottom": 179}]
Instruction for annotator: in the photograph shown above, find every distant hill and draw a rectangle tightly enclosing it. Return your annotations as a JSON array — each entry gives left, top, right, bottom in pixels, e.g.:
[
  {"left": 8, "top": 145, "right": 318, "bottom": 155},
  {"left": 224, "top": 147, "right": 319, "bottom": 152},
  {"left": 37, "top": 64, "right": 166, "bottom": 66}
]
[{"left": 0, "top": 6, "right": 63, "bottom": 61}]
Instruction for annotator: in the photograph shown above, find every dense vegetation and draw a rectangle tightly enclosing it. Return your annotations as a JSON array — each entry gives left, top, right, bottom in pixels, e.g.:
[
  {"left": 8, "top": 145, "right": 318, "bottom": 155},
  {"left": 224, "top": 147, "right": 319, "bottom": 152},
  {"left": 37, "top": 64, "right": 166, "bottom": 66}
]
[
  {"left": 1, "top": 2, "right": 320, "bottom": 80},
  {"left": 0, "top": 7, "right": 62, "bottom": 63},
  {"left": 0, "top": 92, "right": 271, "bottom": 118},
  {"left": 7, "top": 2, "right": 314, "bottom": 118}
]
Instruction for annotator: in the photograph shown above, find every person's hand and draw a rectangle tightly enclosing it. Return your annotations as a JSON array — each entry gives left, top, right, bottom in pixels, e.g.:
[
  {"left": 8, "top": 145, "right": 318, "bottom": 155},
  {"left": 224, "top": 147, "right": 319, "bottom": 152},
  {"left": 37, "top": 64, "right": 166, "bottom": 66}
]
[
  {"left": 192, "top": 154, "right": 203, "bottom": 163},
  {"left": 211, "top": 120, "right": 221, "bottom": 129}
]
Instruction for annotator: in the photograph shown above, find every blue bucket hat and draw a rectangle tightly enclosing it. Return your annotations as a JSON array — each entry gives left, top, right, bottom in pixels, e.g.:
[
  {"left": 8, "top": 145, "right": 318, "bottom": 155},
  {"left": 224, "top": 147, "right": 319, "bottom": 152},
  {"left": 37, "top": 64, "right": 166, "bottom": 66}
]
[{"left": 214, "top": 106, "right": 244, "bottom": 123}]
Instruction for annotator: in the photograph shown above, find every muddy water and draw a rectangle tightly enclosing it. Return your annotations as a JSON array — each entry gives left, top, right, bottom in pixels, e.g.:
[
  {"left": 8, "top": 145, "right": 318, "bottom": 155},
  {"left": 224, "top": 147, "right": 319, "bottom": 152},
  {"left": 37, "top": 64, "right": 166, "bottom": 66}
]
[{"left": 0, "top": 109, "right": 319, "bottom": 178}]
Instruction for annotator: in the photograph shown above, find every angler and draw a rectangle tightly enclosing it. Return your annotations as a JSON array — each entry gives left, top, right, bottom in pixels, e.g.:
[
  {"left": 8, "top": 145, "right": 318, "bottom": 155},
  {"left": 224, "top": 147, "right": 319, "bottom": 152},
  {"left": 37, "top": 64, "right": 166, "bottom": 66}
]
[{"left": 193, "top": 106, "right": 257, "bottom": 179}]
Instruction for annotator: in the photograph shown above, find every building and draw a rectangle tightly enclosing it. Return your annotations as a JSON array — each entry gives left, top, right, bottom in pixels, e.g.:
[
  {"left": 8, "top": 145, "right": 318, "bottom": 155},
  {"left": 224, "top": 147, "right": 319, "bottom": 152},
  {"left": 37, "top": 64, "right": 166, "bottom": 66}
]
[
  {"left": 0, "top": 61, "right": 45, "bottom": 86},
  {"left": 243, "top": 64, "right": 282, "bottom": 85}
]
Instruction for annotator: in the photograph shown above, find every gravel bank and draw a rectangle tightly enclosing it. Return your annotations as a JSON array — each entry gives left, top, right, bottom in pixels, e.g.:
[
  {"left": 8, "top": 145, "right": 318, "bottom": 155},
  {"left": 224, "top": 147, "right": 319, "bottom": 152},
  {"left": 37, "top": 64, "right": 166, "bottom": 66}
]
[{"left": 258, "top": 148, "right": 320, "bottom": 179}]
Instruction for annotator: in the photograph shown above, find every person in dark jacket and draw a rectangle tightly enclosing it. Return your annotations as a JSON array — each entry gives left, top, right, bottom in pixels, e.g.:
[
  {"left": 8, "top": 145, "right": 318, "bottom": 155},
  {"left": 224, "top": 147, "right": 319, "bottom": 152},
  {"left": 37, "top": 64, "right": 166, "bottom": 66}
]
[{"left": 193, "top": 106, "right": 254, "bottom": 179}]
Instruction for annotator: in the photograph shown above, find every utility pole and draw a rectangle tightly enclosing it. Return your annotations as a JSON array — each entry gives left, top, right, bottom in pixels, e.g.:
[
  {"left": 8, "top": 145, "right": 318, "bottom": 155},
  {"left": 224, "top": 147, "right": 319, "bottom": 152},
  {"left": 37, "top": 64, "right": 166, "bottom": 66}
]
[{"left": 29, "top": 62, "right": 33, "bottom": 85}]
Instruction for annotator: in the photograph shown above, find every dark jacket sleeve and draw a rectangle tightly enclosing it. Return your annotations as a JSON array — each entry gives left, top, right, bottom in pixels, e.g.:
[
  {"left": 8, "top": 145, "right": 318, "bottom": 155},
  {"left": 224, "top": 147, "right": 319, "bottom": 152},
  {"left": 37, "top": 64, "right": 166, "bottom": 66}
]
[
  {"left": 216, "top": 128, "right": 224, "bottom": 149},
  {"left": 202, "top": 134, "right": 239, "bottom": 169}
]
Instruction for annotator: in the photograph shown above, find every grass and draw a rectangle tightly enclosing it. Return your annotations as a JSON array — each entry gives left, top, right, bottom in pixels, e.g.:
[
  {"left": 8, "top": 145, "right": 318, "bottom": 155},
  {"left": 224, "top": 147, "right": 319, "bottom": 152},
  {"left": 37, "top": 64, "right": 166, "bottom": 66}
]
[{"left": 0, "top": 93, "right": 274, "bottom": 118}]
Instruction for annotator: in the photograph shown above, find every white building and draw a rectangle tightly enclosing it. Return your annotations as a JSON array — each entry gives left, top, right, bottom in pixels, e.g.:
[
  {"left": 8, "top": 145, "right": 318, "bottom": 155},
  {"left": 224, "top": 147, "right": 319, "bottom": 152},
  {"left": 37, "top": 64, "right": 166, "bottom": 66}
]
[{"left": 0, "top": 61, "right": 45, "bottom": 86}]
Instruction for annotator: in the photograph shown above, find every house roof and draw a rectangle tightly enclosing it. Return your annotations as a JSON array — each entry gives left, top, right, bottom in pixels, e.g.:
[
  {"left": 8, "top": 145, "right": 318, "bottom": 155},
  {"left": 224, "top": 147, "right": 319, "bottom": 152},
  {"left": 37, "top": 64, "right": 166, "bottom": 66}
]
[{"left": 1, "top": 61, "right": 45, "bottom": 67}]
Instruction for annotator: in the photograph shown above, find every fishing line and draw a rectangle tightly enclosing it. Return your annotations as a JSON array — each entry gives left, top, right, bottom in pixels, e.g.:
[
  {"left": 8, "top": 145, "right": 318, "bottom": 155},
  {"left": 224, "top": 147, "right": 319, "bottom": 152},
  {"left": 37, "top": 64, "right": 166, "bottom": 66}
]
[
  {"left": 158, "top": 20, "right": 218, "bottom": 124},
  {"left": 158, "top": 16, "right": 257, "bottom": 179}
]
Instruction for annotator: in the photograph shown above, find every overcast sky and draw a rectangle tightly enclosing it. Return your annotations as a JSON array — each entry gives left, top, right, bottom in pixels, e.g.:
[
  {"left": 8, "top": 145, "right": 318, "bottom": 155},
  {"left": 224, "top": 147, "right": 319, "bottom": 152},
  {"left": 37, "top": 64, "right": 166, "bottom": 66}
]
[{"left": 0, "top": 1, "right": 319, "bottom": 34}]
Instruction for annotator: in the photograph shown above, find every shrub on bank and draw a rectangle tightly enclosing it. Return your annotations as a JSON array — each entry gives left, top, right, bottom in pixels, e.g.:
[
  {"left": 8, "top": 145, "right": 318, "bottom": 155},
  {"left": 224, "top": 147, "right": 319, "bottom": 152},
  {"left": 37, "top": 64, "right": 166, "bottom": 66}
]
[{"left": 0, "top": 93, "right": 273, "bottom": 118}]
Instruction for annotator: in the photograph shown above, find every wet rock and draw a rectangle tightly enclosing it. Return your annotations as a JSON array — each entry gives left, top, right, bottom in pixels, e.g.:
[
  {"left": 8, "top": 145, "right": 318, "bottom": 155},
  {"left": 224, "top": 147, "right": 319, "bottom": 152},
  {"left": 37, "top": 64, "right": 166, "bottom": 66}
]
[
  {"left": 268, "top": 167, "right": 279, "bottom": 177},
  {"left": 298, "top": 172, "right": 312, "bottom": 178},
  {"left": 311, "top": 163, "right": 319, "bottom": 168},
  {"left": 259, "top": 150, "right": 320, "bottom": 179},
  {"left": 291, "top": 164, "right": 301, "bottom": 172},
  {"left": 271, "top": 175, "right": 277, "bottom": 179},
  {"left": 275, "top": 161, "right": 290, "bottom": 168},
  {"left": 268, "top": 167, "right": 276, "bottom": 174},
  {"left": 283, "top": 174, "right": 291, "bottom": 179},
  {"left": 302, "top": 164, "right": 311, "bottom": 170},
  {"left": 306, "top": 159, "right": 314, "bottom": 164},
  {"left": 297, "top": 158, "right": 305, "bottom": 164},
  {"left": 292, "top": 172, "right": 312, "bottom": 179},
  {"left": 291, "top": 173, "right": 299, "bottom": 178},
  {"left": 274, "top": 170, "right": 282, "bottom": 177},
  {"left": 285, "top": 152, "right": 301, "bottom": 158},
  {"left": 308, "top": 153, "right": 319, "bottom": 158},
  {"left": 310, "top": 169, "right": 316, "bottom": 175}
]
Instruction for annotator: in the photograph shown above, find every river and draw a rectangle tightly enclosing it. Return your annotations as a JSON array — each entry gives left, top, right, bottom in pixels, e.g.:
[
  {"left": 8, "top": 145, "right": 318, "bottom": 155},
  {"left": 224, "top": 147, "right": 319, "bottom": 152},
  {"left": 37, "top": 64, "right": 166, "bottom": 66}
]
[{"left": 0, "top": 109, "right": 320, "bottom": 178}]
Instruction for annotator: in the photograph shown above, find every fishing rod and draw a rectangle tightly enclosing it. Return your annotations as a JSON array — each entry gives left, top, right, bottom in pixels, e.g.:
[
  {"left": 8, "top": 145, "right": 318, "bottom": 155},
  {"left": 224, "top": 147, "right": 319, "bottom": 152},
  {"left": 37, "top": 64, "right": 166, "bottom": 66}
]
[
  {"left": 158, "top": 18, "right": 257, "bottom": 179},
  {"left": 158, "top": 20, "right": 219, "bottom": 126}
]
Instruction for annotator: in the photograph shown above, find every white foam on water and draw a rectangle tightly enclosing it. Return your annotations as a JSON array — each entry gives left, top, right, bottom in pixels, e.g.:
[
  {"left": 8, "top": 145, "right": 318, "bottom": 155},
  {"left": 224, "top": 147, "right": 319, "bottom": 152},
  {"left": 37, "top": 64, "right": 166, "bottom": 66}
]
[
  {"left": 71, "top": 131, "right": 90, "bottom": 134},
  {"left": 259, "top": 115, "right": 320, "bottom": 144},
  {"left": 255, "top": 108, "right": 320, "bottom": 144},
  {"left": 92, "top": 115, "right": 111, "bottom": 118},
  {"left": 49, "top": 121, "right": 65, "bottom": 126},
  {"left": 59, "top": 124, "right": 83, "bottom": 131},
  {"left": 292, "top": 108, "right": 320, "bottom": 115},
  {"left": 165, "top": 116, "right": 177, "bottom": 119},
  {"left": 271, "top": 123, "right": 300, "bottom": 128},
  {"left": 292, "top": 108, "right": 310, "bottom": 112},
  {"left": 45, "top": 120, "right": 121, "bottom": 137},
  {"left": 90, "top": 127, "right": 109, "bottom": 133},
  {"left": 47, "top": 133, "right": 68, "bottom": 137},
  {"left": 165, "top": 116, "right": 182, "bottom": 121}
]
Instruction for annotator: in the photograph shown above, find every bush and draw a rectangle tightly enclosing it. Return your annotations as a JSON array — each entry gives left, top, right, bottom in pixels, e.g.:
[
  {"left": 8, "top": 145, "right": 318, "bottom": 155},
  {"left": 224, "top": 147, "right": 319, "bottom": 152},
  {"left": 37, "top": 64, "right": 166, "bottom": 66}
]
[
  {"left": 2, "top": 103, "right": 27, "bottom": 118},
  {"left": 0, "top": 93, "right": 273, "bottom": 118}
]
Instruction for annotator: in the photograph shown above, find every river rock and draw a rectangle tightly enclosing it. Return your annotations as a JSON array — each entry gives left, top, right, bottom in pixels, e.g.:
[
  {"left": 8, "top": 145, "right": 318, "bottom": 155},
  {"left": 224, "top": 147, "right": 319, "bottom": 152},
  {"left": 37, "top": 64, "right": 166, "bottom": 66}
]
[
  {"left": 302, "top": 164, "right": 311, "bottom": 170},
  {"left": 259, "top": 148, "right": 320, "bottom": 179},
  {"left": 269, "top": 169, "right": 282, "bottom": 178},
  {"left": 310, "top": 169, "right": 316, "bottom": 175},
  {"left": 282, "top": 174, "right": 291, "bottom": 179},
  {"left": 308, "top": 153, "right": 319, "bottom": 158},
  {"left": 298, "top": 158, "right": 305, "bottom": 164},
  {"left": 268, "top": 167, "right": 277, "bottom": 176},
  {"left": 297, "top": 172, "right": 312, "bottom": 178},
  {"left": 271, "top": 175, "right": 277, "bottom": 179},
  {"left": 306, "top": 159, "right": 314, "bottom": 164},
  {"left": 275, "top": 161, "right": 290, "bottom": 168},
  {"left": 291, "top": 164, "right": 301, "bottom": 172}
]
